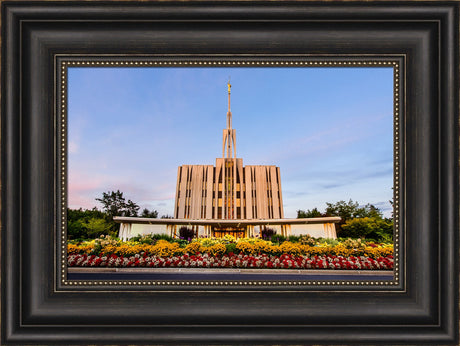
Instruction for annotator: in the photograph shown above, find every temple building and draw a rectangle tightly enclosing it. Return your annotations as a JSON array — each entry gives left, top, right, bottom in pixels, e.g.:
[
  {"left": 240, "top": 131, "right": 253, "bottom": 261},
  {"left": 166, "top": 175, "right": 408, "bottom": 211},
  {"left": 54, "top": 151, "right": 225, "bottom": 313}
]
[
  {"left": 174, "top": 82, "right": 284, "bottom": 222},
  {"left": 115, "top": 82, "right": 340, "bottom": 240}
]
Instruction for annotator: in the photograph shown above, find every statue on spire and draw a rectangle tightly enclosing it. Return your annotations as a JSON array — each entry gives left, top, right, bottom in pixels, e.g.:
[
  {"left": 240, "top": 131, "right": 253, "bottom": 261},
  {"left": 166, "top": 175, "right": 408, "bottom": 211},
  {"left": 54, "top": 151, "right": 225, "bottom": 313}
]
[
  {"left": 226, "top": 78, "right": 232, "bottom": 129},
  {"left": 223, "top": 79, "right": 236, "bottom": 159}
]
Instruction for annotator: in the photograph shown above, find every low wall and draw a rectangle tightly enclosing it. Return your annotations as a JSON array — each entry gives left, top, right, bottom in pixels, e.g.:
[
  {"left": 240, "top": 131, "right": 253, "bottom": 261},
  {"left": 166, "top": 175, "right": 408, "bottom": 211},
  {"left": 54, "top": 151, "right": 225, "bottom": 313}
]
[
  {"left": 119, "top": 223, "right": 173, "bottom": 241},
  {"left": 289, "top": 223, "right": 337, "bottom": 239},
  {"left": 118, "top": 221, "right": 337, "bottom": 241}
]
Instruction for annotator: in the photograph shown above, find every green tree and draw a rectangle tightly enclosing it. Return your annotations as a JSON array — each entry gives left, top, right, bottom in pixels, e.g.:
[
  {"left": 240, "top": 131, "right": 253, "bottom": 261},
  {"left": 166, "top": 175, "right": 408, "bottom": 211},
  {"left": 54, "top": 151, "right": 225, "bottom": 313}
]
[
  {"left": 67, "top": 207, "right": 116, "bottom": 240},
  {"left": 96, "top": 190, "right": 140, "bottom": 217},
  {"left": 300, "top": 199, "right": 390, "bottom": 239},
  {"left": 81, "top": 217, "right": 112, "bottom": 238},
  {"left": 67, "top": 217, "right": 86, "bottom": 240},
  {"left": 297, "top": 207, "right": 322, "bottom": 218},
  {"left": 341, "top": 217, "right": 393, "bottom": 242},
  {"left": 360, "top": 203, "right": 383, "bottom": 219},
  {"left": 125, "top": 199, "right": 140, "bottom": 217},
  {"left": 141, "top": 208, "right": 159, "bottom": 218},
  {"left": 325, "top": 199, "right": 383, "bottom": 220}
]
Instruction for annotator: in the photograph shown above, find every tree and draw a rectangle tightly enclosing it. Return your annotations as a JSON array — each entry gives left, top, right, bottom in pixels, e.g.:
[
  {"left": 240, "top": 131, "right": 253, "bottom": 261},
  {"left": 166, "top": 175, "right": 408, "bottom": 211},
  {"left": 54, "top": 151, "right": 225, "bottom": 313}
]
[
  {"left": 297, "top": 199, "right": 387, "bottom": 238},
  {"left": 325, "top": 199, "right": 383, "bottom": 221},
  {"left": 341, "top": 217, "right": 393, "bottom": 242},
  {"left": 297, "top": 207, "right": 322, "bottom": 218},
  {"left": 141, "top": 208, "right": 159, "bottom": 218},
  {"left": 125, "top": 199, "right": 140, "bottom": 217},
  {"left": 96, "top": 190, "right": 140, "bottom": 217},
  {"left": 81, "top": 217, "right": 112, "bottom": 238},
  {"left": 67, "top": 207, "right": 116, "bottom": 240},
  {"left": 68, "top": 191, "right": 146, "bottom": 240},
  {"left": 389, "top": 197, "right": 394, "bottom": 219}
]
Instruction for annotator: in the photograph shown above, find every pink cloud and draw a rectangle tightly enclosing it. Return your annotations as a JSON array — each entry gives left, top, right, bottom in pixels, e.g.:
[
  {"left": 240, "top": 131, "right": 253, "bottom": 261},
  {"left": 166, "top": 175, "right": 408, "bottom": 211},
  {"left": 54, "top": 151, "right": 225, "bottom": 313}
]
[
  {"left": 68, "top": 169, "right": 177, "bottom": 210},
  {"left": 68, "top": 171, "right": 109, "bottom": 209}
]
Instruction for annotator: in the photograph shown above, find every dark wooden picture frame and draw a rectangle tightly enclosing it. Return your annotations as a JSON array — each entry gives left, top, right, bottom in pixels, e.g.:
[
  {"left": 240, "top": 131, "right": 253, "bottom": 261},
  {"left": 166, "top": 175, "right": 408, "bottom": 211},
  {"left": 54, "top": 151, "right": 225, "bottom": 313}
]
[{"left": 2, "top": 1, "right": 459, "bottom": 345}]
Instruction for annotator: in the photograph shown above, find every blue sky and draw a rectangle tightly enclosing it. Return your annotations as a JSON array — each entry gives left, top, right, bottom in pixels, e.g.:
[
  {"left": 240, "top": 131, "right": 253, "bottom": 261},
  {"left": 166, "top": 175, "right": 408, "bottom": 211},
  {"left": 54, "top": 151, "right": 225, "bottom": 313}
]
[{"left": 68, "top": 67, "right": 394, "bottom": 218}]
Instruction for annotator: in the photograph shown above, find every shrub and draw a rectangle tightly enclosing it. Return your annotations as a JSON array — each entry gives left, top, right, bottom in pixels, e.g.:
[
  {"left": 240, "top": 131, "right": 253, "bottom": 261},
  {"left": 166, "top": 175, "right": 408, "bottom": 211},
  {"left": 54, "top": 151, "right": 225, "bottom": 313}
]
[
  {"left": 130, "top": 234, "right": 155, "bottom": 244},
  {"left": 341, "top": 237, "right": 366, "bottom": 250},
  {"left": 152, "top": 233, "right": 175, "bottom": 242},
  {"left": 130, "top": 233, "right": 175, "bottom": 244},
  {"left": 179, "top": 227, "right": 195, "bottom": 241},
  {"left": 298, "top": 234, "right": 317, "bottom": 246},
  {"left": 260, "top": 228, "right": 276, "bottom": 240},
  {"left": 225, "top": 242, "right": 237, "bottom": 254},
  {"left": 287, "top": 235, "right": 301, "bottom": 243},
  {"left": 196, "top": 237, "right": 221, "bottom": 247},
  {"left": 173, "top": 238, "right": 189, "bottom": 247},
  {"left": 270, "top": 234, "right": 287, "bottom": 244},
  {"left": 67, "top": 208, "right": 117, "bottom": 240},
  {"left": 316, "top": 237, "right": 340, "bottom": 246},
  {"left": 341, "top": 217, "right": 393, "bottom": 242},
  {"left": 219, "top": 234, "right": 237, "bottom": 244}
]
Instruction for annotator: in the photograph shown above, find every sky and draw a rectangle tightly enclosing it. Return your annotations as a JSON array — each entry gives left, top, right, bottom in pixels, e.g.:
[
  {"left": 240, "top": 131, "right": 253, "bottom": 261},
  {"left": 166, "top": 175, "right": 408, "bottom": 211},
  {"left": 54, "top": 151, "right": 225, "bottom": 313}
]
[{"left": 68, "top": 66, "right": 394, "bottom": 218}]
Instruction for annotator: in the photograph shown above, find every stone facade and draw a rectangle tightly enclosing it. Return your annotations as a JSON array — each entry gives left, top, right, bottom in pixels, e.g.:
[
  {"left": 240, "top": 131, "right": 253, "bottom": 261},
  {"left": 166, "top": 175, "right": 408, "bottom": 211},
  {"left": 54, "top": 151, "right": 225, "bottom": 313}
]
[{"left": 174, "top": 162, "right": 284, "bottom": 220}]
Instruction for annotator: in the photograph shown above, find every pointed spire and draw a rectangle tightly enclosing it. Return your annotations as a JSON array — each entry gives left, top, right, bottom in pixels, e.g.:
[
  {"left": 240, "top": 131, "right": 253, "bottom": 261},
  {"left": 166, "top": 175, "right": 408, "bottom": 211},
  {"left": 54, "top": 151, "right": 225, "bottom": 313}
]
[
  {"left": 222, "top": 79, "right": 236, "bottom": 159},
  {"left": 227, "top": 78, "right": 232, "bottom": 129}
]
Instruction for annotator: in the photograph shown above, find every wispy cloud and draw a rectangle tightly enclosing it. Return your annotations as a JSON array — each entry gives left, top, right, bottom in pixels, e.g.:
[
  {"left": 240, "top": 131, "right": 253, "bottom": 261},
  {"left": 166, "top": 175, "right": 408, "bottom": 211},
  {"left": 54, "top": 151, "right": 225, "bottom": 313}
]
[
  {"left": 68, "top": 67, "right": 394, "bottom": 218},
  {"left": 255, "top": 112, "right": 391, "bottom": 167}
]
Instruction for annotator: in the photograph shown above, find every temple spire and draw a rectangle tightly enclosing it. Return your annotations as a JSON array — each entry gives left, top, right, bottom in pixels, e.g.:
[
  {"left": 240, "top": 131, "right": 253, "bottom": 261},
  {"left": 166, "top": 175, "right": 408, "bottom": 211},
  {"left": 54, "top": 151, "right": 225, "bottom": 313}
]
[
  {"left": 227, "top": 79, "right": 232, "bottom": 129},
  {"left": 222, "top": 79, "right": 236, "bottom": 159}
]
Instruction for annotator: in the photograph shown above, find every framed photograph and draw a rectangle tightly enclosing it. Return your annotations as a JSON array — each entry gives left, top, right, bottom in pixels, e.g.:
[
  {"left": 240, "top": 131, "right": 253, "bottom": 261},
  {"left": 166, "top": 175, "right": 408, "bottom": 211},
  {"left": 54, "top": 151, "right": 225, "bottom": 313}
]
[
  {"left": 65, "top": 62, "right": 396, "bottom": 283},
  {"left": 2, "top": 1, "right": 458, "bottom": 345}
]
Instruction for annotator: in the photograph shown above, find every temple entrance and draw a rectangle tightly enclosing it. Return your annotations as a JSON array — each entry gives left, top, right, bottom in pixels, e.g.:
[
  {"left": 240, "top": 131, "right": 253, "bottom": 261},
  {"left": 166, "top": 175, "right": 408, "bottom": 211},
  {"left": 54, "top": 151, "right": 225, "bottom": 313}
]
[{"left": 212, "top": 227, "right": 246, "bottom": 238}]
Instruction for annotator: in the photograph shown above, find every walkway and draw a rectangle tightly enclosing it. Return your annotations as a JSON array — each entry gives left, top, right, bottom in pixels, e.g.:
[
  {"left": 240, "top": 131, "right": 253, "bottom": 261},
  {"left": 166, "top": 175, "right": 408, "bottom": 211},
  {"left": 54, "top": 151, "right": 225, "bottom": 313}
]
[{"left": 67, "top": 267, "right": 394, "bottom": 281}]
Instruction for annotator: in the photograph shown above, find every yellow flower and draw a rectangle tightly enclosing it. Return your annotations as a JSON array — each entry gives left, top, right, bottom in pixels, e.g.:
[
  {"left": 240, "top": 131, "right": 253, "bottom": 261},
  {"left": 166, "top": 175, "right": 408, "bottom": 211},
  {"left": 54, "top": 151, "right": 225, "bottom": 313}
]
[
  {"left": 332, "top": 244, "right": 353, "bottom": 257},
  {"left": 151, "top": 240, "right": 182, "bottom": 257},
  {"left": 185, "top": 242, "right": 202, "bottom": 255},
  {"left": 236, "top": 241, "right": 256, "bottom": 255},
  {"left": 207, "top": 243, "right": 226, "bottom": 256},
  {"left": 100, "top": 244, "right": 117, "bottom": 255},
  {"left": 253, "top": 240, "right": 272, "bottom": 254},
  {"left": 279, "top": 242, "right": 302, "bottom": 256},
  {"left": 67, "top": 244, "right": 80, "bottom": 254}
]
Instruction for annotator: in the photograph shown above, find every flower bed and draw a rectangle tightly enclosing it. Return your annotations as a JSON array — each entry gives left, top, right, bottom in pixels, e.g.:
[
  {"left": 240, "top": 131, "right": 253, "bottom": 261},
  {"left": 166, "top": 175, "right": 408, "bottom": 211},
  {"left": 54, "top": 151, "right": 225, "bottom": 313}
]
[
  {"left": 67, "top": 235, "right": 394, "bottom": 270},
  {"left": 67, "top": 252, "right": 393, "bottom": 270},
  {"left": 68, "top": 236, "right": 393, "bottom": 257}
]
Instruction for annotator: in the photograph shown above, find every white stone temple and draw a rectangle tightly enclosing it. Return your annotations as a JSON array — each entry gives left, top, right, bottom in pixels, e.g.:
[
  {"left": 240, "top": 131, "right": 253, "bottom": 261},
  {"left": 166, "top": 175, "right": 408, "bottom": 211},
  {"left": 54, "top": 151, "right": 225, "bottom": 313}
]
[{"left": 115, "top": 82, "right": 340, "bottom": 240}]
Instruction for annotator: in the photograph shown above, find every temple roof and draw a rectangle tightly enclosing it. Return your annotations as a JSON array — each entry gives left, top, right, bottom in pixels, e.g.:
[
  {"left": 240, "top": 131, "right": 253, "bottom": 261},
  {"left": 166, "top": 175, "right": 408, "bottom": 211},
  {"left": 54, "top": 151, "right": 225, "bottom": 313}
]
[{"left": 114, "top": 216, "right": 341, "bottom": 226}]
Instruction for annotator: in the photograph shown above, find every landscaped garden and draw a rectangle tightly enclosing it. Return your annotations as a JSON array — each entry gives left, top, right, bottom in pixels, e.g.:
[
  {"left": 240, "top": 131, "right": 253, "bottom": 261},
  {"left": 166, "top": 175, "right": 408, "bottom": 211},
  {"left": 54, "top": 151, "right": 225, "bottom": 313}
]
[
  {"left": 67, "top": 195, "right": 394, "bottom": 271},
  {"left": 67, "top": 233, "right": 394, "bottom": 270}
]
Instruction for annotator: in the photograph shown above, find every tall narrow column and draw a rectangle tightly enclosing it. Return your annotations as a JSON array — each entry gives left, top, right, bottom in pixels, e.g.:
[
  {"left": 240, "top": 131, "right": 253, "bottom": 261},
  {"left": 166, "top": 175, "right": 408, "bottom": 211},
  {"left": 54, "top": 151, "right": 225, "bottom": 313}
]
[
  {"left": 221, "top": 80, "right": 237, "bottom": 219},
  {"left": 222, "top": 80, "right": 236, "bottom": 159},
  {"left": 227, "top": 81, "right": 232, "bottom": 129}
]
